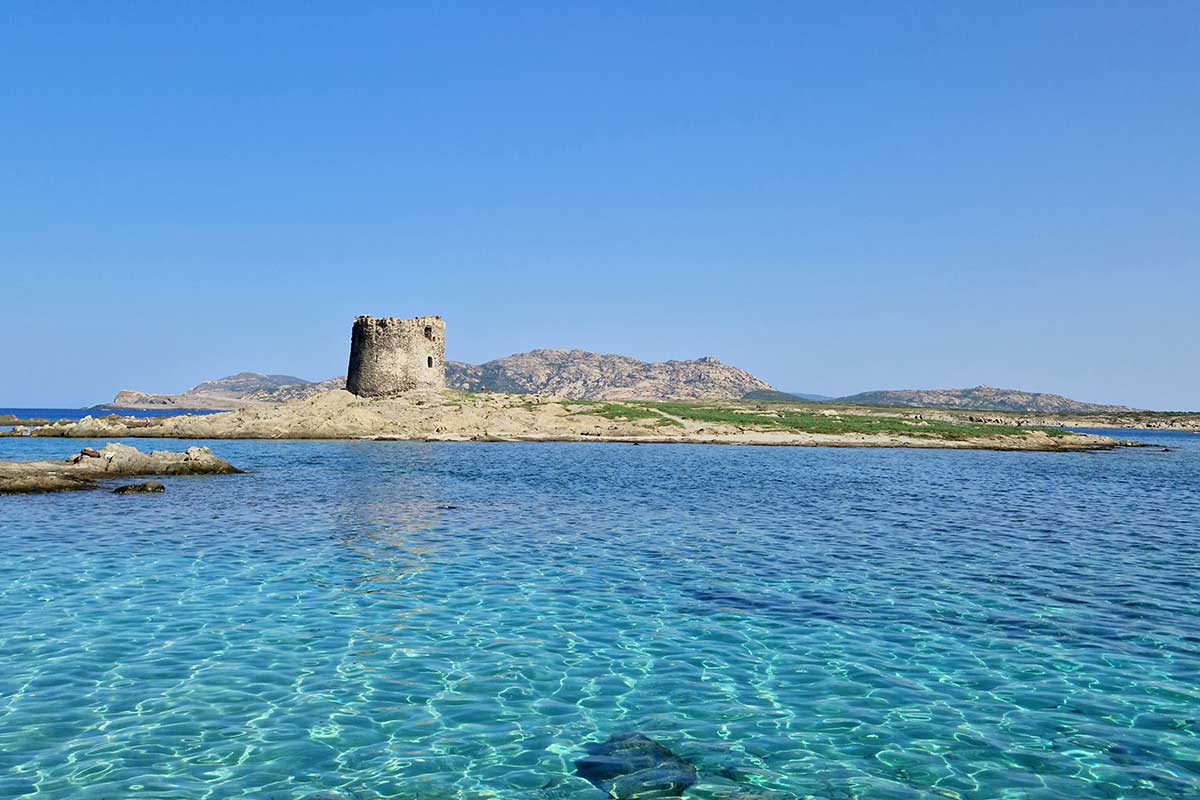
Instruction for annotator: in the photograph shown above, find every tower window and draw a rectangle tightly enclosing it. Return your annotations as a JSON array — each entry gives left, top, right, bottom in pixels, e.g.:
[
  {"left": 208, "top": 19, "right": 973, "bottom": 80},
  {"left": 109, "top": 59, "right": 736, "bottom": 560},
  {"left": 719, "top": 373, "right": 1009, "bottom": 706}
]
[
  {"left": 424, "top": 326, "right": 433, "bottom": 340},
  {"left": 427, "top": 356, "right": 433, "bottom": 368}
]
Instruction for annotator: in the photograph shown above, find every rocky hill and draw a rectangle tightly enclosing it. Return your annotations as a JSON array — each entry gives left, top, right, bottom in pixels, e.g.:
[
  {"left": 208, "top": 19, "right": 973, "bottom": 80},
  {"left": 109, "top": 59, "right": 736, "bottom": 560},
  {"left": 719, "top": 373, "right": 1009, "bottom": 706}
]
[
  {"left": 445, "top": 350, "right": 772, "bottom": 400},
  {"left": 242, "top": 377, "right": 346, "bottom": 403},
  {"left": 99, "top": 350, "right": 774, "bottom": 408},
  {"left": 189, "top": 372, "right": 312, "bottom": 397},
  {"left": 105, "top": 373, "right": 319, "bottom": 410},
  {"left": 106, "top": 391, "right": 246, "bottom": 411},
  {"left": 836, "top": 385, "right": 1136, "bottom": 414}
]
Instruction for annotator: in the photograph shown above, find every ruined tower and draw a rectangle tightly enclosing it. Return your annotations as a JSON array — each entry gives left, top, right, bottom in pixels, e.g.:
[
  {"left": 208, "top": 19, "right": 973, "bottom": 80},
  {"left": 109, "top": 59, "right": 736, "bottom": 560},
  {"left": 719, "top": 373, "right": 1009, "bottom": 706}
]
[{"left": 346, "top": 315, "right": 446, "bottom": 397}]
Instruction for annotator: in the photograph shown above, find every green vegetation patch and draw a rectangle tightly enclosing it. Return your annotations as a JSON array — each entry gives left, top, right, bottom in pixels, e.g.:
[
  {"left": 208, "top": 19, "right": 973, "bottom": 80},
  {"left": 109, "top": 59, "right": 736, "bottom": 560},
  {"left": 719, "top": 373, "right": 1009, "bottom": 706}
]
[
  {"left": 634, "top": 401, "right": 1063, "bottom": 441},
  {"left": 571, "top": 402, "right": 683, "bottom": 428},
  {"left": 441, "top": 390, "right": 480, "bottom": 404}
]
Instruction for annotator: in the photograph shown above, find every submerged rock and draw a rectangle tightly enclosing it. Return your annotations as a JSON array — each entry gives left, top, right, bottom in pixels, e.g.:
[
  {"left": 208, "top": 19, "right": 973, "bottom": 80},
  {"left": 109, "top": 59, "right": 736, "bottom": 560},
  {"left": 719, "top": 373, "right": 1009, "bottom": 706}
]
[
  {"left": 576, "top": 732, "right": 698, "bottom": 799},
  {"left": 112, "top": 481, "right": 165, "bottom": 494}
]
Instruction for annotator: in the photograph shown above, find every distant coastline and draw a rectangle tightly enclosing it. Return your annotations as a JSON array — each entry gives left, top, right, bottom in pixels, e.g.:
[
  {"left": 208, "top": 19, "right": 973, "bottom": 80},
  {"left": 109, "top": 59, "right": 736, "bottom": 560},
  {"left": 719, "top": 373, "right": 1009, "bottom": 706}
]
[{"left": 96, "top": 352, "right": 1168, "bottom": 417}]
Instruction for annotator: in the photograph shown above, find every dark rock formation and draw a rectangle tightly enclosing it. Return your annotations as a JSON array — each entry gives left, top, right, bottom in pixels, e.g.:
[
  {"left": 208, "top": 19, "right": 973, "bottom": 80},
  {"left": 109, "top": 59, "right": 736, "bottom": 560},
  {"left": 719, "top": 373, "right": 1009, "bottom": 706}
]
[
  {"left": 576, "top": 732, "right": 698, "bottom": 799},
  {"left": 112, "top": 481, "right": 165, "bottom": 494}
]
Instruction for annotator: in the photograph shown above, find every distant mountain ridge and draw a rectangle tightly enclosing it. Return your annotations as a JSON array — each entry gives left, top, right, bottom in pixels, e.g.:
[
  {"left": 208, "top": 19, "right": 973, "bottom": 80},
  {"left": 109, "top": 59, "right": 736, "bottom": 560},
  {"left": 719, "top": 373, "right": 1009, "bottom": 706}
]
[
  {"left": 100, "top": 364, "right": 1139, "bottom": 415},
  {"left": 99, "top": 349, "right": 774, "bottom": 408},
  {"left": 836, "top": 385, "right": 1137, "bottom": 413}
]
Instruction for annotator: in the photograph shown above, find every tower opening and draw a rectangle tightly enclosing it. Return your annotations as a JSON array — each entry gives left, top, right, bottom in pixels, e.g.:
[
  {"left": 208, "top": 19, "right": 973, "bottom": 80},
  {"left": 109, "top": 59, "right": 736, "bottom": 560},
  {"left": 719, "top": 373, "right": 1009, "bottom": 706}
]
[
  {"left": 427, "top": 356, "right": 433, "bottom": 368},
  {"left": 424, "top": 326, "right": 433, "bottom": 340}
]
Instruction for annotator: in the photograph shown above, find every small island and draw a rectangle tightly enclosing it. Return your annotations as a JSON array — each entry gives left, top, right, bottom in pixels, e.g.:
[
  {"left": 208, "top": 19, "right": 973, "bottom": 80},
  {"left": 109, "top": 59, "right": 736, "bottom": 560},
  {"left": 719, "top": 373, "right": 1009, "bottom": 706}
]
[
  {"left": 4, "top": 314, "right": 1135, "bottom": 452},
  {"left": 16, "top": 388, "right": 1124, "bottom": 450}
]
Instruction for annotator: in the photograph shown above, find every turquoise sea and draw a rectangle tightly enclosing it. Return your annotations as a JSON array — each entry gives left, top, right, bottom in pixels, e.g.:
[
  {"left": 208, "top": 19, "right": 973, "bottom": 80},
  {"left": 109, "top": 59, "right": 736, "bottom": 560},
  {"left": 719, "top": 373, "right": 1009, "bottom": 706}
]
[{"left": 1, "top": 425, "right": 1197, "bottom": 799}]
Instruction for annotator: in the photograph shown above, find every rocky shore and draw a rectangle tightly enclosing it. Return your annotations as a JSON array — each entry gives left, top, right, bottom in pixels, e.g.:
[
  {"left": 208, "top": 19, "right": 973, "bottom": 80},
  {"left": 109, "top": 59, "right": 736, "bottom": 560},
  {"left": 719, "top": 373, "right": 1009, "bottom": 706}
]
[
  {"left": 0, "top": 443, "right": 242, "bottom": 494},
  {"left": 4, "top": 390, "right": 1120, "bottom": 451},
  {"left": 0, "top": 415, "right": 57, "bottom": 427},
  {"left": 902, "top": 408, "right": 1200, "bottom": 433}
]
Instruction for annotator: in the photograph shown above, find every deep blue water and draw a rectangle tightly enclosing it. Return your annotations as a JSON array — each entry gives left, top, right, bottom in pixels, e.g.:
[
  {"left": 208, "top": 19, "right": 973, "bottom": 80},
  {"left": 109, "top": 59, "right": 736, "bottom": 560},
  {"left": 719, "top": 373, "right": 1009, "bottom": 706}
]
[{"left": 1, "top": 429, "right": 1198, "bottom": 799}]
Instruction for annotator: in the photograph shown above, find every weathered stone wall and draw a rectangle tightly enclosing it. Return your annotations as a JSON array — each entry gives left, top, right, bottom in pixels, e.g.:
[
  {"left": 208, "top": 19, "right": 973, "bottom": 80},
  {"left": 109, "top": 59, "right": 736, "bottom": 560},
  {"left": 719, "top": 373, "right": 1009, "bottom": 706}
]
[{"left": 346, "top": 316, "right": 446, "bottom": 397}]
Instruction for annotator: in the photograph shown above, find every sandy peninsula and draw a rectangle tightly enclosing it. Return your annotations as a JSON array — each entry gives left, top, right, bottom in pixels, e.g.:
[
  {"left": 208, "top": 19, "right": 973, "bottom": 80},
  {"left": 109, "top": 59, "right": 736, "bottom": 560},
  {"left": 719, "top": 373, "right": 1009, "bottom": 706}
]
[{"left": 9, "top": 389, "right": 1120, "bottom": 451}]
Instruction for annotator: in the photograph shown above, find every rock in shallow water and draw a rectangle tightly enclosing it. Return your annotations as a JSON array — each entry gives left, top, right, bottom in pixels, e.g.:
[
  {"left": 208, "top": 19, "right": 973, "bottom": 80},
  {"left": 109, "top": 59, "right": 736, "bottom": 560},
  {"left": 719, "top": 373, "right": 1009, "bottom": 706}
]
[
  {"left": 112, "top": 481, "right": 165, "bottom": 494},
  {"left": 0, "top": 443, "right": 242, "bottom": 494},
  {"left": 576, "top": 732, "right": 698, "bottom": 799}
]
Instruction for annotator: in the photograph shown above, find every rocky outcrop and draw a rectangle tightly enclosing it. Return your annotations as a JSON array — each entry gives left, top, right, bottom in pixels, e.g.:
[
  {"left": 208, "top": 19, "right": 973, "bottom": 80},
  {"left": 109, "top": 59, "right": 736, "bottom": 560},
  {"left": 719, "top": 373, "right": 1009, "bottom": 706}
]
[
  {"left": 838, "top": 385, "right": 1138, "bottom": 414},
  {"left": 5, "top": 414, "right": 167, "bottom": 437},
  {"left": 0, "top": 443, "right": 242, "bottom": 494},
  {"left": 19, "top": 389, "right": 1121, "bottom": 451},
  {"left": 0, "top": 415, "right": 56, "bottom": 426}
]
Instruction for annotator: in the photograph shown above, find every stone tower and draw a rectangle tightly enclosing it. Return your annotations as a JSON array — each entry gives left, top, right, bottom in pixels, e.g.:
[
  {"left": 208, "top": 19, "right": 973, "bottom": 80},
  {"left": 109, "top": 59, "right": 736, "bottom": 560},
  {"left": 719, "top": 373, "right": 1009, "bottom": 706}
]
[{"left": 346, "top": 315, "right": 446, "bottom": 397}]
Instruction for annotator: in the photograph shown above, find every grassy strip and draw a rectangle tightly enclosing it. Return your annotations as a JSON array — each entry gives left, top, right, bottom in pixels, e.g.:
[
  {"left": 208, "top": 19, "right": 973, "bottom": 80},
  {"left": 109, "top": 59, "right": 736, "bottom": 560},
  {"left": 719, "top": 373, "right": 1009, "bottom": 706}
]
[
  {"left": 570, "top": 402, "right": 683, "bottom": 428},
  {"left": 441, "top": 390, "right": 481, "bottom": 404},
  {"left": 635, "top": 402, "right": 1066, "bottom": 440}
]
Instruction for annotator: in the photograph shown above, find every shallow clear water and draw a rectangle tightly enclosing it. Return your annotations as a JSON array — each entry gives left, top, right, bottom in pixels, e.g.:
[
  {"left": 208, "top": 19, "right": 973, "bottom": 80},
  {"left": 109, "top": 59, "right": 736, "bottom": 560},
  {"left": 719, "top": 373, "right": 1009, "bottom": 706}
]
[{"left": 1, "top": 431, "right": 1198, "bottom": 799}]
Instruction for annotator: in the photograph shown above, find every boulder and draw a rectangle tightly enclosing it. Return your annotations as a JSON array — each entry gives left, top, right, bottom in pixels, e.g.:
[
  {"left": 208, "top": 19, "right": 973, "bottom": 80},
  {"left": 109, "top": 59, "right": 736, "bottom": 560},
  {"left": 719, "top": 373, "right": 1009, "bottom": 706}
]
[
  {"left": 611, "top": 764, "right": 700, "bottom": 799},
  {"left": 576, "top": 733, "right": 698, "bottom": 799},
  {"left": 92, "top": 443, "right": 241, "bottom": 475}
]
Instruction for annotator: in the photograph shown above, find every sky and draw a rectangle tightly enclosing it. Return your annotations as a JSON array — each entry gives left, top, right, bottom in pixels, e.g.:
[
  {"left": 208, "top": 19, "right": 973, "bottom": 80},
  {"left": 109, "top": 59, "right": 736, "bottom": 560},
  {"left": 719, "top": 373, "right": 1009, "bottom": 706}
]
[{"left": 2, "top": 3, "right": 1197, "bottom": 410}]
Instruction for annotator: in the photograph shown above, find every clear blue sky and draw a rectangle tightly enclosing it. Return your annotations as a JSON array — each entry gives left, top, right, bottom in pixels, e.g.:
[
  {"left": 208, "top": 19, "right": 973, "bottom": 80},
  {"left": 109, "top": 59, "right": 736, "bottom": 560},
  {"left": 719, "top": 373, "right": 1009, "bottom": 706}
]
[{"left": 2, "top": 3, "right": 1197, "bottom": 409}]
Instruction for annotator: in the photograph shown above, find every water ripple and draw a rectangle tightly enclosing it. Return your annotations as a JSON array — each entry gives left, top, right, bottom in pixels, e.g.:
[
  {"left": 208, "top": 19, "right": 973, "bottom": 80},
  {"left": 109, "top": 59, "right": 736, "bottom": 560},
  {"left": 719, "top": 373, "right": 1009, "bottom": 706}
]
[{"left": 0, "top": 433, "right": 1198, "bottom": 798}]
